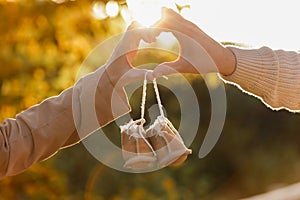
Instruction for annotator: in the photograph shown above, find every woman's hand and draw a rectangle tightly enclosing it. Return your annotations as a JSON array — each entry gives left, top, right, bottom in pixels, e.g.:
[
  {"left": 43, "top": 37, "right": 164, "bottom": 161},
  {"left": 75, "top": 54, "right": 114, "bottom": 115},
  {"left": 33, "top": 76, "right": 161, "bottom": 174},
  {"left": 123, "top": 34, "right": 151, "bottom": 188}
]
[
  {"left": 105, "top": 22, "right": 158, "bottom": 88},
  {"left": 152, "top": 8, "right": 236, "bottom": 77}
]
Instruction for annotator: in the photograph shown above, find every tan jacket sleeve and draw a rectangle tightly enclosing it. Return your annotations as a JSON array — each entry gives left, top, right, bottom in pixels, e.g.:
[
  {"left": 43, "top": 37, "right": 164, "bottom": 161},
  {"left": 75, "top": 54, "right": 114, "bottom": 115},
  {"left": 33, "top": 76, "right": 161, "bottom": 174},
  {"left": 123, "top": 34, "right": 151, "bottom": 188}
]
[
  {"left": 0, "top": 66, "right": 131, "bottom": 179},
  {"left": 220, "top": 46, "right": 300, "bottom": 112}
]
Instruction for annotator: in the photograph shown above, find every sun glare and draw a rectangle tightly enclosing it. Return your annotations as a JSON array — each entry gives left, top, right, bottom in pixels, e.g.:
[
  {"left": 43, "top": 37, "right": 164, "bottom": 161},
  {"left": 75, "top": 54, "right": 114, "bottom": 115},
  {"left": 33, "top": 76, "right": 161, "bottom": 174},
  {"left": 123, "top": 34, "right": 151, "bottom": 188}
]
[
  {"left": 105, "top": 1, "right": 119, "bottom": 18},
  {"left": 120, "top": 6, "right": 133, "bottom": 25},
  {"left": 125, "top": 0, "right": 191, "bottom": 49},
  {"left": 92, "top": 2, "right": 108, "bottom": 20},
  {"left": 92, "top": 0, "right": 191, "bottom": 27},
  {"left": 126, "top": 0, "right": 178, "bottom": 27}
]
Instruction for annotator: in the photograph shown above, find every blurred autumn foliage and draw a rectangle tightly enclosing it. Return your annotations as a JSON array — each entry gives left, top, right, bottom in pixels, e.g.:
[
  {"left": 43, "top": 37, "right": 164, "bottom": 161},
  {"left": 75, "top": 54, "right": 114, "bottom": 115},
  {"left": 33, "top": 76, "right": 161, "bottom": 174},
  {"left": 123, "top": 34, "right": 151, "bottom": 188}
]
[
  {"left": 1, "top": 1, "right": 300, "bottom": 200},
  {"left": 0, "top": 0, "right": 126, "bottom": 121}
]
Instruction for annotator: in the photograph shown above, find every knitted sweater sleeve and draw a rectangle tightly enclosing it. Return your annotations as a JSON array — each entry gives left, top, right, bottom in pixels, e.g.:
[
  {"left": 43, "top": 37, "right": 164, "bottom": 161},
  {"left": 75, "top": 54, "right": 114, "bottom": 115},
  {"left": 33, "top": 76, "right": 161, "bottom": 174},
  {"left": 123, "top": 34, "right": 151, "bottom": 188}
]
[{"left": 220, "top": 46, "right": 300, "bottom": 112}]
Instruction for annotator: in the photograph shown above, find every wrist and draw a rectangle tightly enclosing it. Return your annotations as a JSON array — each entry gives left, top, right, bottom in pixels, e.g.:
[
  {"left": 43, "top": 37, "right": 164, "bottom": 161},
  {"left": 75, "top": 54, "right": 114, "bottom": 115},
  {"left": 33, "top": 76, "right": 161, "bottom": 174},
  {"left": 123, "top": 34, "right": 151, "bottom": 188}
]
[
  {"left": 193, "top": 33, "right": 236, "bottom": 75},
  {"left": 218, "top": 47, "right": 237, "bottom": 76},
  {"left": 104, "top": 61, "right": 124, "bottom": 87}
]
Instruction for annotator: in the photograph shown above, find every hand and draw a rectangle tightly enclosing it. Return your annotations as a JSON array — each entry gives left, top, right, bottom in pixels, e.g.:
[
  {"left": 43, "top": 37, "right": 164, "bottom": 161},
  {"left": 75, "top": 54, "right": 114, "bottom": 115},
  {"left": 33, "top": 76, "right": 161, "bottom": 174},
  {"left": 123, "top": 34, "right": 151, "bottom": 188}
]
[
  {"left": 152, "top": 8, "right": 236, "bottom": 77},
  {"left": 105, "top": 22, "right": 159, "bottom": 88}
]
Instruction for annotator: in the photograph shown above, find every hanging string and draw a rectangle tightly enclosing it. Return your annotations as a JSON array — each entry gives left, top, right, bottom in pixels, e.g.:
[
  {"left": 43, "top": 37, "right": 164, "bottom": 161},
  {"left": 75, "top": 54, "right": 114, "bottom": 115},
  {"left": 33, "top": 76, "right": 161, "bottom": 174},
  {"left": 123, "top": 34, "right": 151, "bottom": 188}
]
[
  {"left": 152, "top": 78, "right": 185, "bottom": 143},
  {"left": 140, "top": 71, "right": 150, "bottom": 120},
  {"left": 153, "top": 78, "right": 165, "bottom": 117}
]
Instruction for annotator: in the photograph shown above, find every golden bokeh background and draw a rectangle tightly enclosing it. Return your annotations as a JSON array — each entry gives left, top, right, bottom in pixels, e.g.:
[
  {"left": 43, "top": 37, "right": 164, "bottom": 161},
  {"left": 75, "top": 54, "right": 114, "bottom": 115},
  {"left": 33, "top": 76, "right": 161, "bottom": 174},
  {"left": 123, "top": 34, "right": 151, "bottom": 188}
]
[{"left": 1, "top": 1, "right": 300, "bottom": 199}]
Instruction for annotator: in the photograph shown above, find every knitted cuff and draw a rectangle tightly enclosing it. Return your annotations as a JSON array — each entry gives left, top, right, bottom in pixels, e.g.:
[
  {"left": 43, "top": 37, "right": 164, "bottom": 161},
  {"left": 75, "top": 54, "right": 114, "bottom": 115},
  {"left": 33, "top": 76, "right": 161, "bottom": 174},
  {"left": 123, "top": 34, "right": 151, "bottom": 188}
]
[{"left": 272, "top": 49, "right": 300, "bottom": 111}]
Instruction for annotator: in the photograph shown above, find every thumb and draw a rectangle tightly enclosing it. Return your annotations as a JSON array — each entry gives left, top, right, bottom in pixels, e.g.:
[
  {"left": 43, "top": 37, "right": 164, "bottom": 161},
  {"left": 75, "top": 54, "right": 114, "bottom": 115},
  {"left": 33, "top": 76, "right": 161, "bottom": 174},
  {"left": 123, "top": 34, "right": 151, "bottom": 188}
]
[
  {"left": 126, "top": 68, "right": 154, "bottom": 83},
  {"left": 153, "top": 58, "right": 194, "bottom": 78},
  {"left": 116, "top": 68, "right": 154, "bottom": 88},
  {"left": 153, "top": 61, "right": 180, "bottom": 78}
]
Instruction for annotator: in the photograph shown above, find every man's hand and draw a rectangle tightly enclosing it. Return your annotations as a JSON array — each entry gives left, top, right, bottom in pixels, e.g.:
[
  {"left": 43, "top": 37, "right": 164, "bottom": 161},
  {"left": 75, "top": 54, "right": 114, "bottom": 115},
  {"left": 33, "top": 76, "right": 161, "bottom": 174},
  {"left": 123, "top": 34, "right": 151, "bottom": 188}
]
[{"left": 105, "top": 22, "right": 159, "bottom": 88}]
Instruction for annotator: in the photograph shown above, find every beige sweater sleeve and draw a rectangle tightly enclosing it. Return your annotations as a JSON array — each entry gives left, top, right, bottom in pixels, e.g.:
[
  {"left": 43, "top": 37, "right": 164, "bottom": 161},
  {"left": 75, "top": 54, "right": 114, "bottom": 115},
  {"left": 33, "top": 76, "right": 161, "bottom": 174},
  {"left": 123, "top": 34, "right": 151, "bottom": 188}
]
[
  {"left": 0, "top": 66, "right": 130, "bottom": 179},
  {"left": 220, "top": 46, "right": 300, "bottom": 112}
]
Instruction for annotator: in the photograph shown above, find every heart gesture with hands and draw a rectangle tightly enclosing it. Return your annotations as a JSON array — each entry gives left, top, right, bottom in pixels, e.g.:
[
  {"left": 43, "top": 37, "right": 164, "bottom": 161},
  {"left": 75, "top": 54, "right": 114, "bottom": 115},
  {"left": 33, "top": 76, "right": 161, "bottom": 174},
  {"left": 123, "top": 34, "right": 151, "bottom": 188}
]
[{"left": 106, "top": 8, "right": 236, "bottom": 87}]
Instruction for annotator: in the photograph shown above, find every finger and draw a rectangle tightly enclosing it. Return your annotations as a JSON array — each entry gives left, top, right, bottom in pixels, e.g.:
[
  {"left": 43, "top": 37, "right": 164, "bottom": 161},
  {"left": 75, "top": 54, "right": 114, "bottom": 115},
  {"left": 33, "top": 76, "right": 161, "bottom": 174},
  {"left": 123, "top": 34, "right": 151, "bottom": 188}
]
[
  {"left": 153, "top": 7, "right": 184, "bottom": 29},
  {"left": 127, "top": 21, "right": 159, "bottom": 43},
  {"left": 126, "top": 69, "right": 154, "bottom": 82},
  {"left": 142, "top": 28, "right": 161, "bottom": 43},
  {"left": 127, "top": 21, "right": 142, "bottom": 31},
  {"left": 152, "top": 59, "right": 189, "bottom": 78},
  {"left": 113, "top": 22, "right": 163, "bottom": 68},
  {"left": 119, "top": 25, "right": 143, "bottom": 64},
  {"left": 116, "top": 69, "right": 154, "bottom": 87},
  {"left": 161, "top": 7, "right": 182, "bottom": 20},
  {"left": 124, "top": 28, "right": 160, "bottom": 63},
  {"left": 153, "top": 7, "right": 199, "bottom": 40}
]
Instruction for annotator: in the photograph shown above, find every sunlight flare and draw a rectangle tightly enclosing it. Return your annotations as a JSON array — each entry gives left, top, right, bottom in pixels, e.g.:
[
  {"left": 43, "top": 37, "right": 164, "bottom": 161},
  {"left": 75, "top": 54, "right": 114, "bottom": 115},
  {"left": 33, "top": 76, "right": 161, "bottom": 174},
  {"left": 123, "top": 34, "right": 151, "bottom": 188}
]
[
  {"left": 105, "top": 1, "right": 119, "bottom": 18},
  {"left": 120, "top": 6, "right": 133, "bottom": 24},
  {"left": 126, "top": 0, "right": 177, "bottom": 27},
  {"left": 92, "top": 2, "right": 108, "bottom": 20}
]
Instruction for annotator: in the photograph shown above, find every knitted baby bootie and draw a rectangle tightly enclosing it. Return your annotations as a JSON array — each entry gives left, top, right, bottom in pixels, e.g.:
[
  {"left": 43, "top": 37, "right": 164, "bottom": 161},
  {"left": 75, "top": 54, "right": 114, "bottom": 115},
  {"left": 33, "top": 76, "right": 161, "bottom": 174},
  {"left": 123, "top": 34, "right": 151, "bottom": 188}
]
[
  {"left": 146, "top": 78, "right": 192, "bottom": 168},
  {"left": 120, "top": 71, "right": 157, "bottom": 170},
  {"left": 120, "top": 119, "right": 156, "bottom": 169},
  {"left": 146, "top": 116, "right": 192, "bottom": 168}
]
